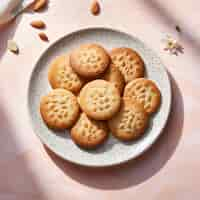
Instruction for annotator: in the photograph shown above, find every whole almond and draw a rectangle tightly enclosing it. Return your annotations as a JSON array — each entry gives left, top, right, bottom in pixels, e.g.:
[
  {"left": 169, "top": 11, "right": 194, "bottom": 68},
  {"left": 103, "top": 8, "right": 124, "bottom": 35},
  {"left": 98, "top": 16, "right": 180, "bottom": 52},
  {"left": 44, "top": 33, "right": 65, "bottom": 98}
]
[
  {"left": 30, "top": 20, "right": 46, "bottom": 29},
  {"left": 33, "top": 0, "right": 48, "bottom": 11},
  {"left": 39, "top": 32, "right": 49, "bottom": 42},
  {"left": 90, "top": 1, "right": 100, "bottom": 15}
]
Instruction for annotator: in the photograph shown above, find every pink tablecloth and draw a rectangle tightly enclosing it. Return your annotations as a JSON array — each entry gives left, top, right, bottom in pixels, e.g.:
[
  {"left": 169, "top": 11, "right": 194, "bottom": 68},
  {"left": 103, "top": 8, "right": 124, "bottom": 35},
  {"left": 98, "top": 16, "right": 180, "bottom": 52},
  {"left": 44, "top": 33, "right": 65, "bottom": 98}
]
[{"left": 0, "top": 0, "right": 199, "bottom": 199}]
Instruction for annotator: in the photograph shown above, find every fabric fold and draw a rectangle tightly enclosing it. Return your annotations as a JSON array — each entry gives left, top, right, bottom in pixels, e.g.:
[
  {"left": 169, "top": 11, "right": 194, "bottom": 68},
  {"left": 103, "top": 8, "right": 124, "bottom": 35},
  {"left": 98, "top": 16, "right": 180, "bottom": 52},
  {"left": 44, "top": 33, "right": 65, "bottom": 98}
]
[{"left": 0, "top": 0, "right": 34, "bottom": 25}]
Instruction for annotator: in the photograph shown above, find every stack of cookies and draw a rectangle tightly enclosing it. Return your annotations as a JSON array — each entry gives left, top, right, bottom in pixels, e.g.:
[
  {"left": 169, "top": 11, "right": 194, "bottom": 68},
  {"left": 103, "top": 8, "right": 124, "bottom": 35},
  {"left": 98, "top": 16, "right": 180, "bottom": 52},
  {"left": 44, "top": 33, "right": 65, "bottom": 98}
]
[{"left": 40, "top": 44, "right": 161, "bottom": 149}]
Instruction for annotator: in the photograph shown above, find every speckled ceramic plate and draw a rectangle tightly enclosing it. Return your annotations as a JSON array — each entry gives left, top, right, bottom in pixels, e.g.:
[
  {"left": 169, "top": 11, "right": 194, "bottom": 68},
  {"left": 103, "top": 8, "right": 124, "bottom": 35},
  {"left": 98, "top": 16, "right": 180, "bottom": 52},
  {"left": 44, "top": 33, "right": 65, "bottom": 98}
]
[{"left": 28, "top": 27, "right": 172, "bottom": 167}]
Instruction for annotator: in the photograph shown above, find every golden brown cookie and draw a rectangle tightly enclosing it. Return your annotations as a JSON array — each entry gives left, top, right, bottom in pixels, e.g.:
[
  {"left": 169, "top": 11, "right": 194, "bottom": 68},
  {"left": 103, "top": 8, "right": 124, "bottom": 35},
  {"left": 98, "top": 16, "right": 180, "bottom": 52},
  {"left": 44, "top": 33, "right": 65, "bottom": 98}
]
[
  {"left": 110, "top": 47, "right": 145, "bottom": 83},
  {"left": 102, "top": 63, "right": 125, "bottom": 95},
  {"left": 40, "top": 89, "right": 80, "bottom": 130},
  {"left": 108, "top": 99, "right": 149, "bottom": 141},
  {"left": 48, "top": 55, "right": 84, "bottom": 94},
  {"left": 124, "top": 78, "right": 161, "bottom": 114},
  {"left": 79, "top": 80, "right": 121, "bottom": 120},
  {"left": 70, "top": 44, "right": 110, "bottom": 78},
  {"left": 71, "top": 113, "right": 108, "bottom": 149}
]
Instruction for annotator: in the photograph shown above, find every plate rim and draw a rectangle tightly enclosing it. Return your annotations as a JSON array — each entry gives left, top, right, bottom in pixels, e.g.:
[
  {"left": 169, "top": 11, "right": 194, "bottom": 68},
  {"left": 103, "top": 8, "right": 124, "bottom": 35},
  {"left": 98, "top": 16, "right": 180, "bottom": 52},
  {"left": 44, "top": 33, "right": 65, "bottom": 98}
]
[{"left": 27, "top": 27, "right": 172, "bottom": 167}]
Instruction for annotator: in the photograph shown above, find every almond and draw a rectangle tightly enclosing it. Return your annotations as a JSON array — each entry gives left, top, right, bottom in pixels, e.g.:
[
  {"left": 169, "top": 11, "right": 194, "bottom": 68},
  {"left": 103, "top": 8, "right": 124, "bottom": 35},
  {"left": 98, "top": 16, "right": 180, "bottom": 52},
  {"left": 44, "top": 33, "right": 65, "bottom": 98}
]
[
  {"left": 7, "top": 40, "right": 19, "bottom": 54},
  {"left": 39, "top": 32, "right": 49, "bottom": 42},
  {"left": 30, "top": 20, "right": 46, "bottom": 29},
  {"left": 90, "top": 1, "right": 100, "bottom": 15},
  {"left": 33, "top": 0, "right": 48, "bottom": 11}
]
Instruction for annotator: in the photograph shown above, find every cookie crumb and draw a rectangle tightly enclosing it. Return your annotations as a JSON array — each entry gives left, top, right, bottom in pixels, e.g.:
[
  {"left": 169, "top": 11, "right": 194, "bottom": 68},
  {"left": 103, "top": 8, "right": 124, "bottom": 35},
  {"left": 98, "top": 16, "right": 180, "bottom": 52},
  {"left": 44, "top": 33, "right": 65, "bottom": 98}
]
[
  {"left": 7, "top": 40, "right": 19, "bottom": 54},
  {"left": 175, "top": 25, "right": 181, "bottom": 33}
]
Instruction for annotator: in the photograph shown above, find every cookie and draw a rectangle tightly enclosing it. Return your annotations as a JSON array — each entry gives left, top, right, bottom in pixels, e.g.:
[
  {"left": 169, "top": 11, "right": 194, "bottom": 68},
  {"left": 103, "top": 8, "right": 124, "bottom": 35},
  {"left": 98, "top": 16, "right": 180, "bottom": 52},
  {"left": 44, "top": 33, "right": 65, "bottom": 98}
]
[
  {"left": 71, "top": 113, "right": 108, "bottom": 149},
  {"left": 110, "top": 47, "right": 144, "bottom": 83},
  {"left": 40, "top": 89, "right": 80, "bottom": 130},
  {"left": 77, "top": 93, "right": 81, "bottom": 105},
  {"left": 70, "top": 44, "right": 110, "bottom": 78},
  {"left": 48, "top": 55, "right": 84, "bottom": 94},
  {"left": 102, "top": 63, "right": 125, "bottom": 95},
  {"left": 79, "top": 80, "right": 121, "bottom": 120},
  {"left": 124, "top": 78, "right": 161, "bottom": 114},
  {"left": 108, "top": 99, "right": 149, "bottom": 141}
]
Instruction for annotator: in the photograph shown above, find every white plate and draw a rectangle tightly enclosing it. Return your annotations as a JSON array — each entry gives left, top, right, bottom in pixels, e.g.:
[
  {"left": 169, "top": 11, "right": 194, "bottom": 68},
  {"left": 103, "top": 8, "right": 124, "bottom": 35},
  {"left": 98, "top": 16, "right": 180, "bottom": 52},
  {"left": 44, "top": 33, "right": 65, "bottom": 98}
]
[{"left": 28, "top": 27, "right": 172, "bottom": 167}]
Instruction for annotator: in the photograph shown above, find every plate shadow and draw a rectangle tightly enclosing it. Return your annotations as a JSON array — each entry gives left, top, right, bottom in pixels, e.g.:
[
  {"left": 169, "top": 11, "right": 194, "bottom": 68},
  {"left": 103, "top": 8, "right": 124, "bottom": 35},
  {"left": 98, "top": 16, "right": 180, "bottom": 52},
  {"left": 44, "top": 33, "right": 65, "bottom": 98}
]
[{"left": 45, "top": 72, "right": 184, "bottom": 189}]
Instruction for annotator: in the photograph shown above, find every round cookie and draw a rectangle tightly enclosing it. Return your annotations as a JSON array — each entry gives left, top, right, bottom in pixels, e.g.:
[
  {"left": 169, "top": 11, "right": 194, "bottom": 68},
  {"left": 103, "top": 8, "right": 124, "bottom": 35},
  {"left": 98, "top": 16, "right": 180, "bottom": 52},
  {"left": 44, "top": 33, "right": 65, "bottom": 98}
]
[
  {"left": 71, "top": 113, "right": 108, "bottom": 149},
  {"left": 110, "top": 47, "right": 145, "bottom": 83},
  {"left": 79, "top": 80, "right": 121, "bottom": 120},
  {"left": 108, "top": 99, "right": 149, "bottom": 141},
  {"left": 102, "top": 63, "right": 125, "bottom": 95},
  {"left": 70, "top": 44, "right": 110, "bottom": 78},
  {"left": 124, "top": 78, "right": 161, "bottom": 114},
  {"left": 40, "top": 89, "right": 80, "bottom": 130},
  {"left": 48, "top": 54, "right": 84, "bottom": 94}
]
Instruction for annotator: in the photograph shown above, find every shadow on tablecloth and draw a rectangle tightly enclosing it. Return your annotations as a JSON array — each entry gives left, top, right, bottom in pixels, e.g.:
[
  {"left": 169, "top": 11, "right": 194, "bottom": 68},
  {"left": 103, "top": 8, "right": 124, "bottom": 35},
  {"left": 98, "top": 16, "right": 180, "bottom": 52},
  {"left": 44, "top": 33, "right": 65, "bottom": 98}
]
[
  {"left": 140, "top": 0, "right": 200, "bottom": 58},
  {"left": 0, "top": 94, "right": 47, "bottom": 199},
  {"left": 0, "top": 15, "right": 22, "bottom": 60}
]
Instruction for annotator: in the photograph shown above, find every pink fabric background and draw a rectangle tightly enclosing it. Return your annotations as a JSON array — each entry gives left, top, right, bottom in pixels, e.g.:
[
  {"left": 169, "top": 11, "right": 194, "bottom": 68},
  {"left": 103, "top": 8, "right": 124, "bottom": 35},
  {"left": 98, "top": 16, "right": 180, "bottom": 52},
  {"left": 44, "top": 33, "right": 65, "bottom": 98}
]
[{"left": 0, "top": 0, "right": 199, "bottom": 199}]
